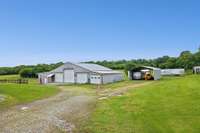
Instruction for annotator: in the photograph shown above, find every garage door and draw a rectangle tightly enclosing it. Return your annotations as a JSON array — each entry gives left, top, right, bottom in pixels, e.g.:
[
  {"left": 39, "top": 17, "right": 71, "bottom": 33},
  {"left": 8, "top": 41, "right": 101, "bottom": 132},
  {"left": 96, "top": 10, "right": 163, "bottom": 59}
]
[
  {"left": 90, "top": 75, "right": 102, "bottom": 84},
  {"left": 77, "top": 73, "right": 88, "bottom": 84},
  {"left": 55, "top": 73, "right": 63, "bottom": 83},
  {"left": 64, "top": 70, "right": 75, "bottom": 83}
]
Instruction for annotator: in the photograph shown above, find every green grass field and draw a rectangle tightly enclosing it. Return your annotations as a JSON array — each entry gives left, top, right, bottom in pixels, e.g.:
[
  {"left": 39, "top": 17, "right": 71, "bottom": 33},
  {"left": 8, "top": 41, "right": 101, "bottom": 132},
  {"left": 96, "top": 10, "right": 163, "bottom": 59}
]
[
  {"left": 0, "top": 75, "right": 59, "bottom": 109},
  {"left": 0, "top": 75, "right": 38, "bottom": 84},
  {"left": 1, "top": 74, "right": 200, "bottom": 133},
  {"left": 80, "top": 75, "right": 200, "bottom": 133}
]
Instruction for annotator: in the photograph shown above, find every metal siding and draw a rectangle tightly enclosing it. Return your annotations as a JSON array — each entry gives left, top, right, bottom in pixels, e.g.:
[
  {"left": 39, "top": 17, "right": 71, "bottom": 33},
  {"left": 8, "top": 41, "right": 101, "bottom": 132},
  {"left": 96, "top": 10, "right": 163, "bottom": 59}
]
[
  {"left": 153, "top": 70, "right": 161, "bottom": 80},
  {"left": 55, "top": 73, "right": 63, "bottom": 83},
  {"left": 102, "top": 74, "right": 123, "bottom": 84},
  {"left": 64, "top": 70, "right": 75, "bottom": 83},
  {"left": 77, "top": 73, "right": 88, "bottom": 84},
  {"left": 194, "top": 67, "right": 200, "bottom": 74},
  {"left": 44, "top": 78, "right": 48, "bottom": 84}
]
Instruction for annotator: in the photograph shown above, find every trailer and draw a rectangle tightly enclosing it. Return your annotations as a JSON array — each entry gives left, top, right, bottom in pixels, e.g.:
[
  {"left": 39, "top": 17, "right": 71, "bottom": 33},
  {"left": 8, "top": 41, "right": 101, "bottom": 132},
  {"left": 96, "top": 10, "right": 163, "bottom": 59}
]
[{"left": 161, "top": 69, "right": 185, "bottom": 76}]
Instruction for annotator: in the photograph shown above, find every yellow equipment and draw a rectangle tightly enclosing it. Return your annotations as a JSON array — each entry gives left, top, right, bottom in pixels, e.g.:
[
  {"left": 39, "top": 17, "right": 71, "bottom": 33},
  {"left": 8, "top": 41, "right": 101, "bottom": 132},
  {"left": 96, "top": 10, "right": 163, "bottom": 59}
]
[{"left": 144, "top": 72, "right": 153, "bottom": 80}]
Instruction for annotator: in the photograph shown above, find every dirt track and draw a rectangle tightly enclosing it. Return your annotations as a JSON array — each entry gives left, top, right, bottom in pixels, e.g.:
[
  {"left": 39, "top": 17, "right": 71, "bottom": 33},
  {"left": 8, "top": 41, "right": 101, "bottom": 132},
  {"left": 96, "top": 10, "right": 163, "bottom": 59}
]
[{"left": 98, "top": 82, "right": 153, "bottom": 99}]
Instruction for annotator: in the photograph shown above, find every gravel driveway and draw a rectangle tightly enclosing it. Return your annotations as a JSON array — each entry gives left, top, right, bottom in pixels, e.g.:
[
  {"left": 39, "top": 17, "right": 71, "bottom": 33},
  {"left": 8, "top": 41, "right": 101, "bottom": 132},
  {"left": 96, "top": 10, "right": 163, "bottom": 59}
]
[
  {"left": 0, "top": 82, "right": 152, "bottom": 133},
  {"left": 0, "top": 86, "right": 96, "bottom": 133}
]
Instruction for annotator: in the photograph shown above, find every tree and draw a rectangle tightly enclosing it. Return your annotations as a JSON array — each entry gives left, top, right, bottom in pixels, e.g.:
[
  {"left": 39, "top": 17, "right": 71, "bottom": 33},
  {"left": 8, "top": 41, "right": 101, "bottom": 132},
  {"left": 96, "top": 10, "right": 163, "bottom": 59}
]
[
  {"left": 177, "top": 51, "right": 194, "bottom": 69},
  {"left": 1, "top": 48, "right": 200, "bottom": 76},
  {"left": 19, "top": 68, "right": 36, "bottom": 78},
  {"left": 154, "top": 56, "right": 170, "bottom": 68},
  {"left": 198, "top": 45, "right": 200, "bottom": 52},
  {"left": 193, "top": 51, "right": 200, "bottom": 66},
  {"left": 125, "top": 62, "right": 141, "bottom": 71}
]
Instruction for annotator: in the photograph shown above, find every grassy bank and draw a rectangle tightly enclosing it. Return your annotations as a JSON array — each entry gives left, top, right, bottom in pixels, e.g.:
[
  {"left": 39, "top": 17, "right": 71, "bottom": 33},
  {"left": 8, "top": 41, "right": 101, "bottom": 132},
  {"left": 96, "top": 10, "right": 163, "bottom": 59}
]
[
  {"left": 0, "top": 75, "right": 59, "bottom": 109},
  {"left": 81, "top": 75, "right": 200, "bottom": 133}
]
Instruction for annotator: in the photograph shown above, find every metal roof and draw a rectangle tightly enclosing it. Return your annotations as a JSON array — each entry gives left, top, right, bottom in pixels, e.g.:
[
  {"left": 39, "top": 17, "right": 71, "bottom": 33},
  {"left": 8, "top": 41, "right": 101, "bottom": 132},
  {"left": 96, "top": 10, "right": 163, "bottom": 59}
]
[
  {"left": 75, "top": 63, "right": 112, "bottom": 71},
  {"left": 46, "top": 62, "right": 122, "bottom": 75},
  {"left": 47, "top": 73, "right": 55, "bottom": 77},
  {"left": 94, "top": 70, "right": 122, "bottom": 74},
  {"left": 194, "top": 66, "right": 200, "bottom": 69},
  {"left": 75, "top": 63, "right": 122, "bottom": 74},
  {"left": 142, "top": 66, "right": 161, "bottom": 70}
]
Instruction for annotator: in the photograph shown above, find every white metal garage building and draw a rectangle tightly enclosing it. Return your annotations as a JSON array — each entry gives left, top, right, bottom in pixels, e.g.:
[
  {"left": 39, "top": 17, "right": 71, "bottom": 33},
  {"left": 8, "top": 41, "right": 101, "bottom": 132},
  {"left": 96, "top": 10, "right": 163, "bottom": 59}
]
[
  {"left": 38, "top": 62, "right": 123, "bottom": 84},
  {"left": 193, "top": 66, "right": 200, "bottom": 74},
  {"left": 128, "top": 66, "right": 161, "bottom": 80}
]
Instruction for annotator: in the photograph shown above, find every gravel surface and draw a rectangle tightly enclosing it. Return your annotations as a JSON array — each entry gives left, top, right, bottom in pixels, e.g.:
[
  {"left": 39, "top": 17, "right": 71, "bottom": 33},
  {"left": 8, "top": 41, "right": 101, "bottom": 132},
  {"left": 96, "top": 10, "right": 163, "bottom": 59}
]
[
  {"left": 0, "top": 87, "right": 96, "bottom": 133},
  {"left": 0, "top": 95, "right": 6, "bottom": 102},
  {"left": 0, "top": 82, "right": 152, "bottom": 133}
]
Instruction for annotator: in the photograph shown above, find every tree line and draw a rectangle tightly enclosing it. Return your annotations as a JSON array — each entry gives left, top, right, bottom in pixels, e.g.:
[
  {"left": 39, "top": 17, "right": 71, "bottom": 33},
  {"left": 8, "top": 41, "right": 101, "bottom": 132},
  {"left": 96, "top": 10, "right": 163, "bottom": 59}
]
[
  {"left": 88, "top": 50, "right": 200, "bottom": 71},
  {"left": 0, "top": 49, "right": 200, "bottom": 78},
  {"left": 0, "top": 62, "right": 63, "bottom": 78}
]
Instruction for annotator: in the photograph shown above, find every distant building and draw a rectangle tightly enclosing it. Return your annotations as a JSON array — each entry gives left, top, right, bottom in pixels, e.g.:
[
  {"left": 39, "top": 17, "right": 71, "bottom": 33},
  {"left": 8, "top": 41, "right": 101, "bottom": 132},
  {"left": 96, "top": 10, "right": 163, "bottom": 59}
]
[
  {"left": 38, "top": 62, "right": 123, "bottom": 84},
  {"left": 161, "top": 69, "right": 185, "bottom": 76},
  {"left": 193, "top": 66, "right": 200, "bottom": 74}
]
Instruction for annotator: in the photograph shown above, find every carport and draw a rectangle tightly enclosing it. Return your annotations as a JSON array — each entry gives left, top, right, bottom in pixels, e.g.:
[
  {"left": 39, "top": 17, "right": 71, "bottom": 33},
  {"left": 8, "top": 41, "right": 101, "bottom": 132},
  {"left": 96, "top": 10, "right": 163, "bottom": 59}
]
[{"left": 128, "top": 66, "right": 161, "bottom": 80}]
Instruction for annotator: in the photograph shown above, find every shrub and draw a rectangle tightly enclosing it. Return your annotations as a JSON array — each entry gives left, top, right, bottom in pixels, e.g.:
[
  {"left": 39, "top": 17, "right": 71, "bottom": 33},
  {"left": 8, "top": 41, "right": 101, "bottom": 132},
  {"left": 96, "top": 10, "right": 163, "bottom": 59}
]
[{"left": 19, "top": 68, "right": 37, "bottom": 78}]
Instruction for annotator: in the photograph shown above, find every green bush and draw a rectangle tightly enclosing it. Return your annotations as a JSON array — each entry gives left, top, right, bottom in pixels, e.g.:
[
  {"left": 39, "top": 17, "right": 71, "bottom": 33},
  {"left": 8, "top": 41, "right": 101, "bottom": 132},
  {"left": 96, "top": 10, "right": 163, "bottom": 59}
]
[{"left": 19, "top": 68, "right": 36, "bottom": 78}]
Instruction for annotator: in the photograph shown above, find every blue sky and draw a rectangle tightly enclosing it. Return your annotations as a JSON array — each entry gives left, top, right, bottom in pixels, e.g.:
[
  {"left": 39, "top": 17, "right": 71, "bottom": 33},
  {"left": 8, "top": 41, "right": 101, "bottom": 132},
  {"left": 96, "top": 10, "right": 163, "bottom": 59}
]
[{"left": 0, "top": 0, "right": 200, "bottom": 66}]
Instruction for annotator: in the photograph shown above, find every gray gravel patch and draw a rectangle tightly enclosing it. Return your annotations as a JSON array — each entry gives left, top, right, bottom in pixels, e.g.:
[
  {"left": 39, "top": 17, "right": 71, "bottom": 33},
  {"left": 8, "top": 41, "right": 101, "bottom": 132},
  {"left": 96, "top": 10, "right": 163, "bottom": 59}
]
[
  {"left": 0, "top": 87, "right": 96, "bottom": 133},
  {"left": 0, "top": 95, "right": 6, "bottom": 102}
]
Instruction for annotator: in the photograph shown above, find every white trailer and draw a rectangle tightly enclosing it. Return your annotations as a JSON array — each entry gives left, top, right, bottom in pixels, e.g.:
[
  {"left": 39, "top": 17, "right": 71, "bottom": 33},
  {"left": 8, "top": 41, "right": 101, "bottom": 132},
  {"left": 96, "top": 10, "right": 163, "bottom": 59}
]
[{"left": 161, "top": 69, "right": 185, "bottom": 76}]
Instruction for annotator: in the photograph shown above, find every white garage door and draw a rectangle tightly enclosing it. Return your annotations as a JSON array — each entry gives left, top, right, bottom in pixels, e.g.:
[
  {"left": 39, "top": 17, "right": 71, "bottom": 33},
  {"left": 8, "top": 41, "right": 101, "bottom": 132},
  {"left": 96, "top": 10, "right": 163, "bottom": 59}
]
[
  {"left": 90, "top": 75, "right": 102, "bottom": 84},
  {"left": 64, "top": 70, "right": 75, "bottom": 83},
  {"left": 77, "top": 73, "right": 88, "bottom": 84},
  {"left": 55, "top": 73, "right": 63, "bottom": 83}
]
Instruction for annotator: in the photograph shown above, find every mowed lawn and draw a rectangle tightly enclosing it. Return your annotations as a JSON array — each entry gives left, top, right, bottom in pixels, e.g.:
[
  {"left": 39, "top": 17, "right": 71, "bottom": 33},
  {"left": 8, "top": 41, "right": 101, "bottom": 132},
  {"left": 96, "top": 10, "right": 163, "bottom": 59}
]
[
  {"left": 81, "top": 75, "right": 200, "bottom": 133},
  {"left": 0, "top": 75, "right": 58, "bottom": 109}
]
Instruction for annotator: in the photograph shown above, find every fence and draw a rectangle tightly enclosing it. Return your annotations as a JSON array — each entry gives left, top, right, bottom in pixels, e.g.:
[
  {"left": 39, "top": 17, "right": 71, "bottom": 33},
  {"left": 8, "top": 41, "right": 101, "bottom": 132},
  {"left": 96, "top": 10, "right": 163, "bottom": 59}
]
[{"left": 0, "top": 79, "right": 29, "bottom": 84}]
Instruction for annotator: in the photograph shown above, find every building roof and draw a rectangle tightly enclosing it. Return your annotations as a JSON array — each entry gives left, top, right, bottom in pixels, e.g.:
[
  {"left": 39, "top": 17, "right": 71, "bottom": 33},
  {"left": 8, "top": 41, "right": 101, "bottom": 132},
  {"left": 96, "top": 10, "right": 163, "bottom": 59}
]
[
  {"left": 142, "top": 66, "right": 161, "bottom": 70},
  {"left": 48, "top": 62, "right": 122, "bottom": 75},
  {"left": 75, "top": 63, "right": 122, "bottom": 74},
  {"left": 194, "top": 66, "right": 200, "bottom": 69},
  {"left": 94, "top": 70, "right": 122, "bottom": 74},
  {"left": 128, "top": 66, "right": 161, "bottom": 71},
  {"left": 75, "top": 63, "right": 112, "bottom": 71}
]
